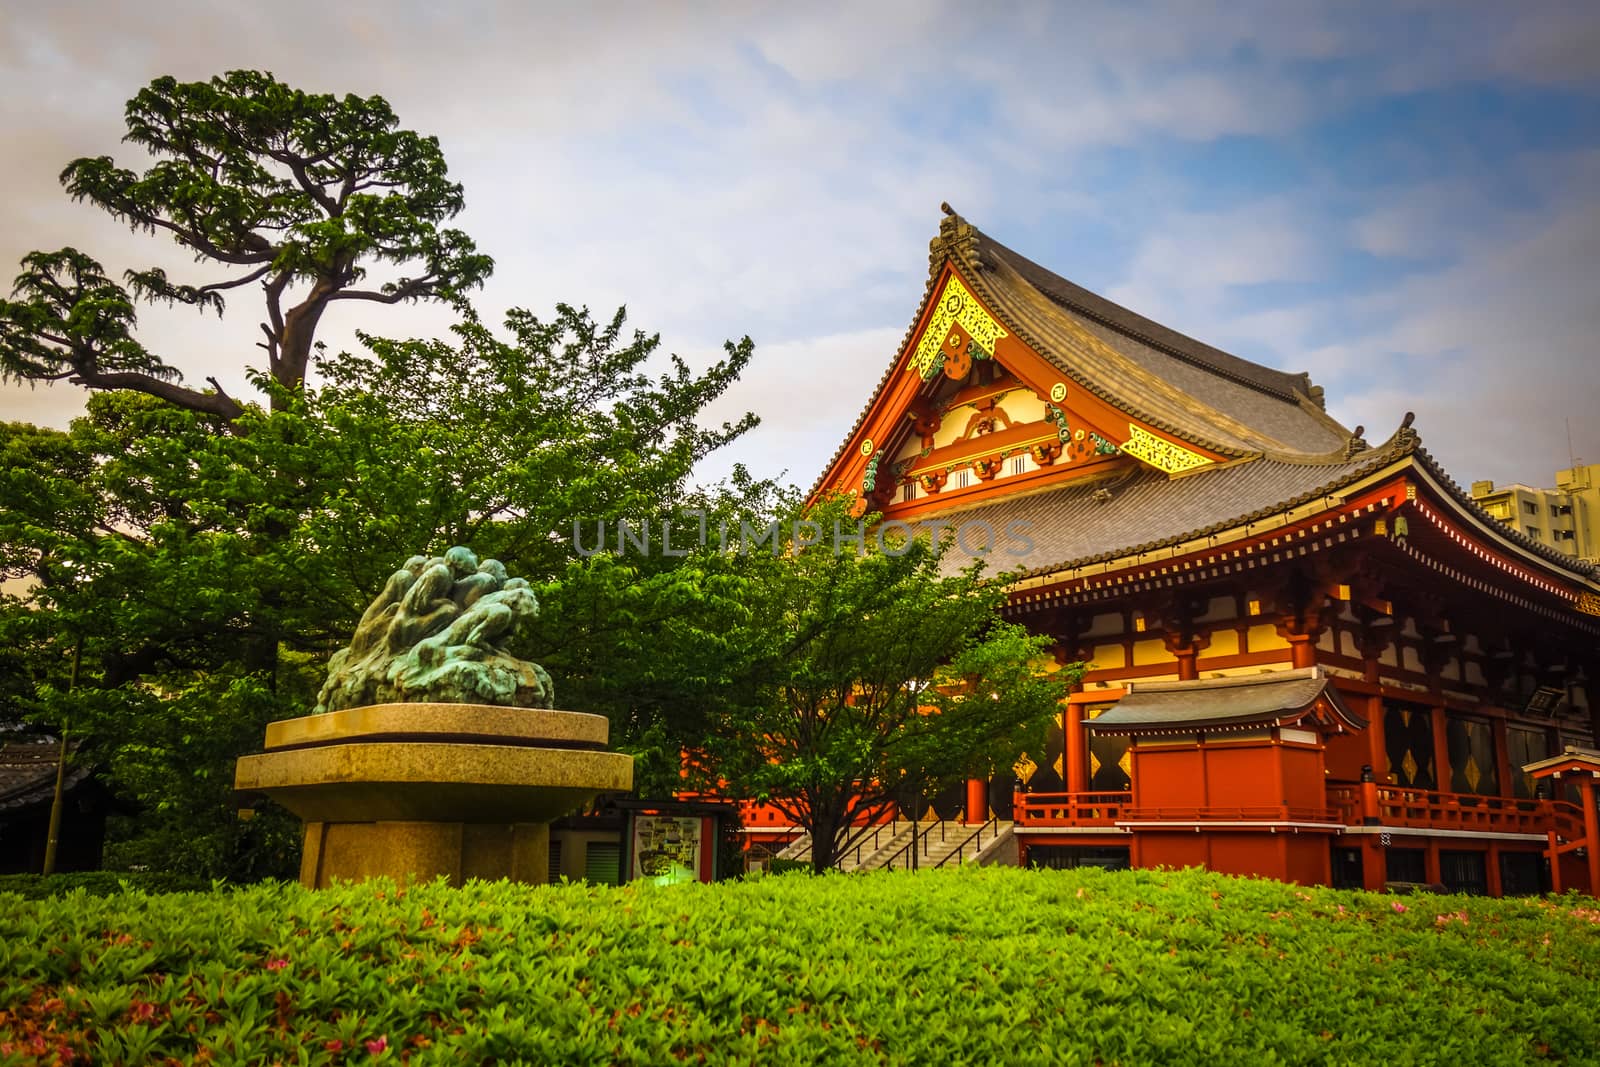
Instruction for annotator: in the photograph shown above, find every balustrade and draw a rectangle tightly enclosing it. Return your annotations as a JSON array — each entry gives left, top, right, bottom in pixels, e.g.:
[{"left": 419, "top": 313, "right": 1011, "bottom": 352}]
[{"left": 1018, "top": 785, "right": 1583, "bottom": 839}]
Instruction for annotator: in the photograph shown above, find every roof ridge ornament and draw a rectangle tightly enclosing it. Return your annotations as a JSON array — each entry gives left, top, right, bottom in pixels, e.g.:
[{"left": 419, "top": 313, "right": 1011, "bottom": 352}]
[
  {"left": 1344, "top": 425, "right": 1369, "bottom": 459},
  {"left": 1394, "top": 411, "right": 1419, "bottom": 451},
  {"left": 930, "top": 205, "right": 979, "bottom": 270}
]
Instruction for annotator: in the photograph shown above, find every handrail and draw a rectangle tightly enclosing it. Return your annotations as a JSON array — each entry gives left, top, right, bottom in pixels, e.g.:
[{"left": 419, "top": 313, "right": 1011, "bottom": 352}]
[
  {"left": 877, "top": 818, "right": 951, "bottom": 872},
  {"left": 1117, "top": 805, "right": 1339, "bottom": 823},
  {"left": 842, "top": 820, "right": 901, "bottom": 869},
  {"left": 1327, "top": 784, "right": 1584, "bottom": 837},
  {"left": 1014, "top": 792, "right": 1132, "bottom": 826},
  {"left": 931, "top": 816, "right": 1000, "bottom": 868}
]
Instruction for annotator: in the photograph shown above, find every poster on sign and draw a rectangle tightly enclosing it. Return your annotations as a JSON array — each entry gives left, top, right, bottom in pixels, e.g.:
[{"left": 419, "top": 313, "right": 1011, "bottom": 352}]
[{"left": 631, "top": 815, "right": 701, "bottom": 884}]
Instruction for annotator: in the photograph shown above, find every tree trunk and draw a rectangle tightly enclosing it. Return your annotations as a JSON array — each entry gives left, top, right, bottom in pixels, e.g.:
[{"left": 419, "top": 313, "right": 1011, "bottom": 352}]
[
  {"left": 809, "top": 805, "right": 842, "bottom": 874},
  {"left": 274, "top": 289, "right": 334, "bottom": 407}
]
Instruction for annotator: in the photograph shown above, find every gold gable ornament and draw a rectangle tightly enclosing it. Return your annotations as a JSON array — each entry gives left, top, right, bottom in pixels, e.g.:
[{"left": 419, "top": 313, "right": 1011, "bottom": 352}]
[
  {"left": 1012, "top": 753, "right": 1038, "bottom": 785},
  {"left": 912, "top": 276, "right": 1008, "bottom": 381},
  {"left": 1118, "top": 424, "right": 1211, "bottom": 475}
]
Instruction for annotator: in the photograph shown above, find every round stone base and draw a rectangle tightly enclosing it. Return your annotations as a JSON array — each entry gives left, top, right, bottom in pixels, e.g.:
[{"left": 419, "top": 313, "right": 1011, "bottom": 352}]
[
  {"left": 299, "top": 820, "right": 549, "bottom": 889},
  {"left": 234, "top": 703, "right": 633, "bottom": 888}
]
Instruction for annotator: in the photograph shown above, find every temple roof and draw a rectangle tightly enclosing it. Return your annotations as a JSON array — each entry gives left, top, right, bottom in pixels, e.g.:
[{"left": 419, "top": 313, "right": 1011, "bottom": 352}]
[
  {"left": 959, "top": 223, "right": 1351, "bottom": 457},
  {"left": 814, "top": 207, "right": 1600, "bottom": 594},
  {"left": 814, "top": 208, "right": 1352, "bottom": 496},
  {"left": 930, "top": 428, "right": 1416, "bottom": 579},
  {"left": 1086, "top": 667, "right": 1364, "bottom": 735}
]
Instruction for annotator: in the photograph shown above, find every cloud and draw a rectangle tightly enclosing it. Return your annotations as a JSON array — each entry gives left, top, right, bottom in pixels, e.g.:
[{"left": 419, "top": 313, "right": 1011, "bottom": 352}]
[{"left": 0, "top": 0, "right": 1596, "bottom": 497}]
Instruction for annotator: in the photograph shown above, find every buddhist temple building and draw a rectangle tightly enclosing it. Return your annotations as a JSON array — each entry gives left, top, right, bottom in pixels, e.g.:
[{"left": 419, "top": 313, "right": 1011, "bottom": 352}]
[{"left": 797, "top": 205, "right": 1600, "bottom": 895}]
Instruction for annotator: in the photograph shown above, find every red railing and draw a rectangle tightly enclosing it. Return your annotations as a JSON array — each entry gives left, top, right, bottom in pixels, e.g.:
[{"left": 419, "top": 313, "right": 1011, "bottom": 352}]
[
  {"left": 1327, "top": 784, "right": 1585, "bottom": 839},
  {"left": 1014, "top": 792, "right": 1130, "bottom": 826},
  {"left": 1019, "top": 786, "right": 1584, "bottom": 839},
  {"left": 1118, "top": 805, "right": 1340, "bottom": 824}
]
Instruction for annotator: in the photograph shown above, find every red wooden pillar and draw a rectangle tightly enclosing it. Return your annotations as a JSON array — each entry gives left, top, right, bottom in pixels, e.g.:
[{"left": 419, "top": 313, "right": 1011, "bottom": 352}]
[
  {"left": 1430, "top": 707, "right": 1451, "bottom": 793},
  {"left": 1064, "top": 703, "right": 1087, "bottom": 794},
  {"left": 965, "top": 778, "right": 988, "bottom": 825},
  {"left": 1174, "top": 649, "right": 1198, "bottom": 680},
  {"left": 1424, "top": 839, "right": 1442, "bottom": 886},
  {"left": 1289, "top": 636, "right": 1317, "bottom": 669},
  {"left": 1366, "top": 694, "right": 1389, "bottom": 783},
  {"left": 1548, "top": 830, "right": 1564, "bottom": 894},
  {"left": 1491, "top": 717, "right": 1513, "bottom": 799},
  {"left": 1580, "top": 776, "right": 1600, "bottom": 896},
  {"left": 1485, "top": 843, "right": 1503, "bottom": 898},
  {"left": 1362, "top": 837, "right": 1386, "bottom": 892}
]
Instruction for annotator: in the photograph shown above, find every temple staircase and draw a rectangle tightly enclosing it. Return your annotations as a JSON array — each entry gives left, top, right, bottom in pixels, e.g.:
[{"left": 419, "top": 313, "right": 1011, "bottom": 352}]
[{"left": 777, "top": 818, "right": 1014, "bottom": 872}]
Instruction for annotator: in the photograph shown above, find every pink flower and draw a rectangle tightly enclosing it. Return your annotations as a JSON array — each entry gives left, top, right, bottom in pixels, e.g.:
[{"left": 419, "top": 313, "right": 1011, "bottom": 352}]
[
  {"left": 1391, "top": 901, "right": 1407, "bottom": 913},
  {"left": 366, "top": 1035, "right": 388, "bottom": 1055},
  {"left": 265, "top": 958, "right": 289, "bottom": 971}
]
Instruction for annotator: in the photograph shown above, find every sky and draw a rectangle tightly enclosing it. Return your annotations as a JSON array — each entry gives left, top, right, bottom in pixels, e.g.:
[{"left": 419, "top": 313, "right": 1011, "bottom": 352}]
[{"left": 1, "top": 1, "right": 1597, "bottom": 492}]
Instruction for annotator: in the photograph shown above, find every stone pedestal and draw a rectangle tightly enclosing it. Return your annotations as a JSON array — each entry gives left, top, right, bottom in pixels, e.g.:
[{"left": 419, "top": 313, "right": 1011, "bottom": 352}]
[{"left": 234, "top": 703, "right": 633, "bottom": 888}]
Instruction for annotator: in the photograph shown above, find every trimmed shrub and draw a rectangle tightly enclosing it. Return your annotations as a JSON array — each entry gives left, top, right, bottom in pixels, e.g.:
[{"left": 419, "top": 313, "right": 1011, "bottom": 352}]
[{"left": 2, "top": 866, "right": 1597, "bottom": 1064}]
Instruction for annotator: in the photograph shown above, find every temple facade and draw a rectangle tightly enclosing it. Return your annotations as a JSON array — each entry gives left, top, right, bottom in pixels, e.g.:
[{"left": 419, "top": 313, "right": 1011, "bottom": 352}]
[{"left": 799, "top": 206, "right": 1600, "bottom": 895}]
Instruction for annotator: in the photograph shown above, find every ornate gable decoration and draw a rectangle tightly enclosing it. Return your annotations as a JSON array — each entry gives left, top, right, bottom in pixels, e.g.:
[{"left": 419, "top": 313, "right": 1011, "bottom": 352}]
[
  {"left": 1119, "top": 424, "right": 1212, "bottom": 475},
  {"left": 911, "top": 275, "right": 1008, "bottom": 381}
]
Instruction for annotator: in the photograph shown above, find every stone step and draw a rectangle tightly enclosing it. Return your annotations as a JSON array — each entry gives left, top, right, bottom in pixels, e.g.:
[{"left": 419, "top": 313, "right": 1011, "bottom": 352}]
[{"left": 781, "top": 821, "right": 1014, "bottom": 872}]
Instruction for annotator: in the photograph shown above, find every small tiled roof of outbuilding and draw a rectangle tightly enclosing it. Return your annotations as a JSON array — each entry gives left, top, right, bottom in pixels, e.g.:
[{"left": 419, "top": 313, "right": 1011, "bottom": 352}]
[
  {"left": 1086, "top": 667, "right": 1364, "bottom": 734},
  {"left": 0, "top": 740, "right": 91, "bottom": 816}
]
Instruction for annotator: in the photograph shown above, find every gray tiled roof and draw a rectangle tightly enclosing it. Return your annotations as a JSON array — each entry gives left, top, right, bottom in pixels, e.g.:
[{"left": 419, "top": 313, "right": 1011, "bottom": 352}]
[
  {"left": 1086, "top": 667, "right": 1362, "bottom": 732},
  {"left": 809, "top": 208, "right": 1353, "bottom": 500},
  {"left": 956, "top": 220, "right": 1352, "bottom": 458},
  {"left": 0, "top": 741, "right": 89, "bottom": 816},
  {"left": 927, "top": 441, "right": 1407, "bottom": 579}
]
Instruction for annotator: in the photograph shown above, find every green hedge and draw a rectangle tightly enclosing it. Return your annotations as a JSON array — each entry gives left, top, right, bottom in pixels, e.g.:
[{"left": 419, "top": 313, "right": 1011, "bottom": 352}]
[
  {"left": 0, "top": 871, "right": 215, "bottom": 900},
  {"left": 3, "top": 867, "right": 1597, "bottom": 1065}
]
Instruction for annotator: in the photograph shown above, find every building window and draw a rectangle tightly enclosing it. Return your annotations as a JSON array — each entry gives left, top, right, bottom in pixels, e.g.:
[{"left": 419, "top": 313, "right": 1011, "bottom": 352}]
[
  {"left": 1383, "top": 702, "right": 1437, "bottom": 789},
  {"left": 1523, "top": 501, "right": 1539, "bottom": 515},
  {"left": 1499, "top": 852, "right": 1544, "bottom": 895},
  {"left": 1386, "top": 848, "right": 1426, "bottom": 884},
  {"left": 1446, "top": 716, "right": 1498, "bottom": 795},
  {"left": 1439, "top": 850, "right": 1488, "bottom": 895},
  {"left": 1028, "top": 846, "right": 1130, "bottom": 871},
  {"left": 1506, "top": 726, "right": 1553, "bottom": 798},
  {"left": 1526, "top": 526, "right": 1542, "bottom": 539},
  {"left": 584, "top": 841, "right": 621, "bottom": 885}
]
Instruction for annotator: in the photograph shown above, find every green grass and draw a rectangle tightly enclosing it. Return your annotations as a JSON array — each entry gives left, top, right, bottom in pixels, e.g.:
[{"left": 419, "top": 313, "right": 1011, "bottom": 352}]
[{"left": 3, "top": 866, "right": 1598, "bottom": 1065}]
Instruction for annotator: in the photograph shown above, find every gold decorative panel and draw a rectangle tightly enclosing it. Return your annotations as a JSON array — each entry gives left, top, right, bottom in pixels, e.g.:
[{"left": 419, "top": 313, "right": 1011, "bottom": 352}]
[
  {"left": 1577, "top": 591, "right": 1600, "bottom": 617},
  {"left": 1013, "top": 753, "right": 1038, "bottom": 784},
  {"left": 1118, "top": 424, "right": 1211, "bottom": 475},
  {"left": 911, "top": 275, "right": 1009, "bottom": 380}
]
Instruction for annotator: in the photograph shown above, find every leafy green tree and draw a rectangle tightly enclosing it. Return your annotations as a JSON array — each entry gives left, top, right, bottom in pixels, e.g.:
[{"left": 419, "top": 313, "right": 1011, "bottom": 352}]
[
  {"left": 693, "top": 501, "right": 1076, "bottom": 873},
  {"left": 0, "top": 70, "right": 492, "bottom": 421},
  {"left": 0, "top": 302, "right": 762, "bottom": 876}
]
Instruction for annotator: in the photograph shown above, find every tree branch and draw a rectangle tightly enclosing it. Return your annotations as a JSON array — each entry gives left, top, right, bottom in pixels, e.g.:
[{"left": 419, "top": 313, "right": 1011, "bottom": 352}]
[
  {"left": 69, "top": 366, "right": 244, "bottom": 422},
  {"left": 330, "top": 278, "right": 440, "bottom": 305},
  {"left": 193, "top": 263, "right": 274, "bottom": 296}
]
